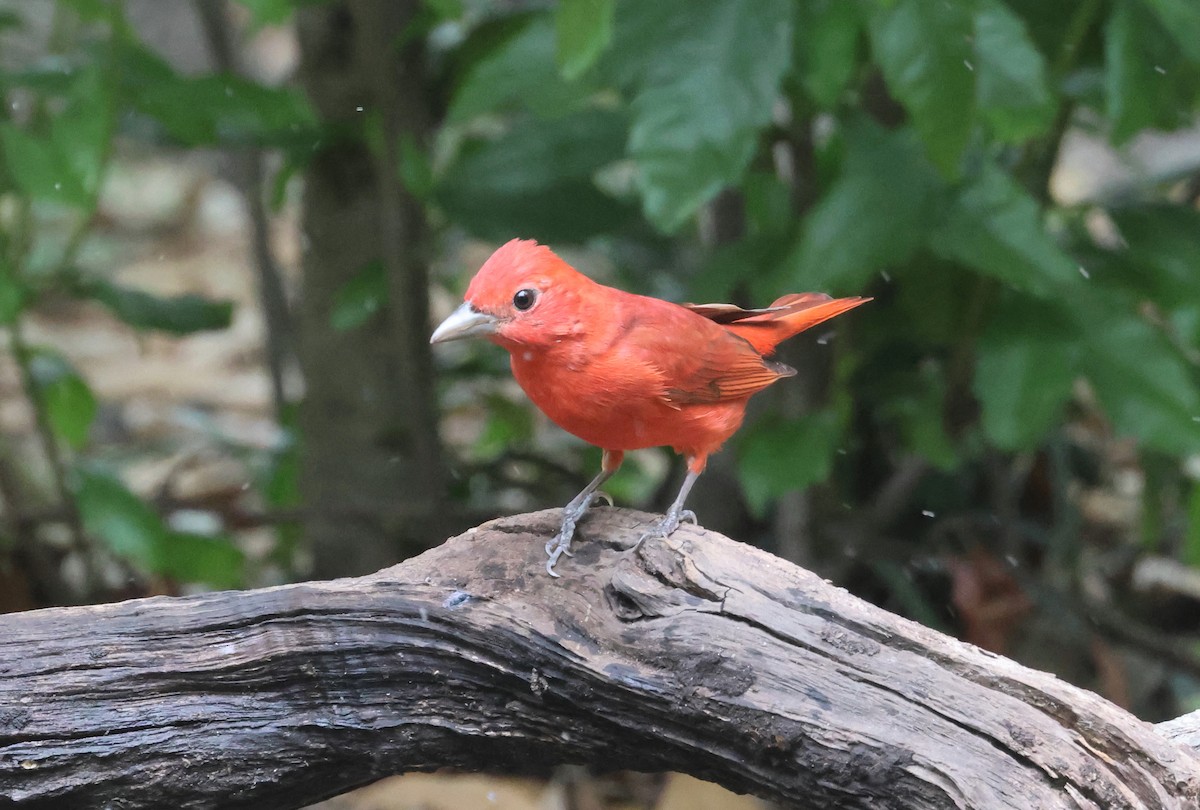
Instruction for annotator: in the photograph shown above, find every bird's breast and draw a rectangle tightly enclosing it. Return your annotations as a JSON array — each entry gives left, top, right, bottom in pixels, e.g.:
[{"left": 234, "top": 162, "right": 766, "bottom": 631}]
[{"left": 509, "top": 349, "right": 745, "bottom": 455}]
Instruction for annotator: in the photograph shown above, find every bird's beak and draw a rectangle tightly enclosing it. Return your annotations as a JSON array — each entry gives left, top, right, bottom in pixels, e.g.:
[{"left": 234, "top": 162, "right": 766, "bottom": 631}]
[{"left": 430, "top": 302, "right": 498, "bottom": 344}]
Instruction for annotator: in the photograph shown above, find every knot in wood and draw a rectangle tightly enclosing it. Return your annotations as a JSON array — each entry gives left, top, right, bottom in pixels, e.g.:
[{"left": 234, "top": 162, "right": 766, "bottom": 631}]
[{"left": 606, "top": 562, "right": 722, "bottom": 622}]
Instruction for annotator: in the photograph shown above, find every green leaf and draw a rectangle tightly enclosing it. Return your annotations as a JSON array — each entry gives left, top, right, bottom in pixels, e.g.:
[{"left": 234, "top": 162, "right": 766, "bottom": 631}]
[
  {"left": 78, "top": 469, "right": 244, "bottom": 587},
  {"left": 60, "top": 64, "right": 112, "bottom": 196},
  {"left": 233, "top": 0, "right": 298, "bottom": 28},
  {"left": 437, "top": 109, "right": 635, "bottom": 243},
  {"left": 331, "top": 260, "right": 387, "bottom": 331},
  {"left": 258, "top": 410, "right": 302, "bottom": 571},
  {"left": 269, "top": 150, "right": 307, "bottom": 212},
  {"left": 82, "top": 280, "right": 234, "bottom": 335},
  {"left": 741, "top": 171, "right": 794, "bottom": 238},
  {"left": 474, "top": 394, "right": 534, "bottom": 460},
  {"left": 0, "top": 124, "right": 90, "bottom": 206},
  {"left": 28, "top": 350, "right": 96, "bottom": 449},
  {"left": 261, "top": 418, "right": 301, "bottom": 509},
  {"left": 929, "top": 162, "right": 1077, "bottom": 297},
  {"left": 1185, "top": 484, "right": 1200, "bottom": 569},
  {"left": 738, "top": 409, "right": 842, "bottom": 517},
  {"left": 59, "top": 0, "right": 122, "bottom": 23},
  {"left": 973, "top": 1, "right": 1055, "bottom": 142},
  {"left": 234, "top": 0, "right": 292, "bottom": 27},
  {"left": 881, "top": 363, "right": 960, "bottom": 470},
  {"left": 691, "top": 235, "right": 789, "bottom": 304},
  {"left": 1104, "top": 0, "right": 1199, "bottom": 144},
  {"left": 1140, "top": 0, "right": 1200, "bottom": 62},
  {"left": 611, "top": 0, "right": 794, "bottom": 231},
  {"left": 397, "top": 133, "right": 433, "bottom": 200},
  {"left": 158, "top": 531, "right": 245, "bottom": 589},
  {"left": 1171, "top": 302, "right": 1200, "bottom": 353},
  {"left": 449, "top": 13, "right": 593, "bottom": 122},
  {"left": 556, "top": 0, "right": 614, "bottom": 81},
  {"left": 868, "top": 0, "right": 975, "bottom": 175},
  {"left": 78, "top": 469, "right": 163, "bottom": 567},
  {"left": 884, "top": 259, "right": 977, "bottom": 347},
  {"left": 974, "top": 296, "right": 1080, "bottom": 450},
  {"left": 0, "top": 62, "right": 112, "bottom": 208},
  {"left": 0, "top": 264, "right": 26, "bottom": 325},
  {"left": 423, "top": 0, "right": 463, "bottom": 19},
  {"left": 1081, "top": 305, "right": 1200, "bottom": 454},
  {"left": 1109, "top": 205, "right": 1200, "bottom": 306},
  {"left": 795, "top": 0, "right": 862, "bottom": 108},
  {"left": 124, "top": 45, "right": 317, "bottom": 147},
  {"left": 1002, "top": 0, "right": 1085, "bottom": 57},
  {"left": 8, "top": 57, "right": 81, "bottom": 96},
  {"left": 783, "top": 120, "right": 942, "bottom": 292}
]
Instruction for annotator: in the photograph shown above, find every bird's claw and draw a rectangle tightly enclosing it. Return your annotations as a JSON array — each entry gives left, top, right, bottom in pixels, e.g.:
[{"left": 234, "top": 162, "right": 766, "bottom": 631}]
[
  {"left": 544, "top": 489, "right": 615, "bottom": 575},
  {"left": 545, "top": 523, "right": 576, "bottom": 578},
  {"left": 632, "top": 508, "right": 697, "bottom": 551},
  {"left": 545, "top": 543, "right": 569, "bottom": 577},
  {"left": 545, "top": 525, "right": 575, "bottom": 557}
]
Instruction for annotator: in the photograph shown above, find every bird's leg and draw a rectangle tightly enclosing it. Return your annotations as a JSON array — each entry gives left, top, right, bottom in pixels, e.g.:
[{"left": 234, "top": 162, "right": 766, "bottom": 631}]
[
  {"left": 635, "top": 460, "right": 703, "bottom": 549},
  {"left": 546, "top": 450, "right": 623, "bottom": 577},
  {"left": 545, "top": 471, "right": 612, "bottom": 559}
]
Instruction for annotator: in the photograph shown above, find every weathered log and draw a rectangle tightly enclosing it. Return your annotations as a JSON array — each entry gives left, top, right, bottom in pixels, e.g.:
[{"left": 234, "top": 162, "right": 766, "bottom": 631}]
[{"left": 1, "top": 509, "right": 1198, "bottom": 809}]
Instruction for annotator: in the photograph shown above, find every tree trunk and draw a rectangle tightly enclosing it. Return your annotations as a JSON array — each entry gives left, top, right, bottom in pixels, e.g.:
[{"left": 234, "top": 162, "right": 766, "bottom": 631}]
[
  {"left": 1, "top": 509, "right": 1198, "bottom": 809},
  {"left": 293, "top": 0, "right": 444, "bottom": 577}
]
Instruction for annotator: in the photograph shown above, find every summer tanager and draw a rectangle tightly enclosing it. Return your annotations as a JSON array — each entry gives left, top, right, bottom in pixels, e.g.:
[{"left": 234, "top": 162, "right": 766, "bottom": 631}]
[{"left": 431, "top": 239, "right": 869, "bottom": 575}]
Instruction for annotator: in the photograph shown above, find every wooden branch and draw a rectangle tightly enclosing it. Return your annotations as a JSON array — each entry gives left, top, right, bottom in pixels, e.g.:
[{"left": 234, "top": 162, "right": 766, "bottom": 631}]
[{"left": 1, "top": 509, "right": 1198, "bottom": 809}]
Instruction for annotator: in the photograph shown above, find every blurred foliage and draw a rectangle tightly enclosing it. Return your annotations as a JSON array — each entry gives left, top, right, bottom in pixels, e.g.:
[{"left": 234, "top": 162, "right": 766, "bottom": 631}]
[
  {"left": 422, "top": 0, "right": 1200, "bottom": 534},
  {"left": 415, "top": 0, "right": 1200, "bottom": 714},
  {"left": 0, "top": 0, "right": 313, "bottom": 590},
  {"left": 77, "top": 466, "right": 244, "bottom": 589},
  {"left": 0, "top": 0, "right": 1197, "bottom": 721},
  {"left": 330, "top": 259, "right": 387, "bottom": 331}
]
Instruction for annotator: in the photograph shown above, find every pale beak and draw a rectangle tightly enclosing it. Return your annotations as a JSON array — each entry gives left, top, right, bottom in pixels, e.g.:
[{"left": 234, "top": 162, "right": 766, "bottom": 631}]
[{"left": 430, "top": 302, "right": 498, "bottom": 344}]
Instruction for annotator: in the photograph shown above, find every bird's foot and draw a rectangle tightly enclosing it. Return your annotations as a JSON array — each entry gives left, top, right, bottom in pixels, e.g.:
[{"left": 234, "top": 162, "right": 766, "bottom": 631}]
[
  {"left": 544, "top": 518, "right": 578, "bottom": 577},
  {"left": 631, "top": 508, "right": 697, "bottom": 551},
  {"left": 544, "top": 524, "right": 575, "bottom": 559},
  {"left": 545, "top": 491, "right": 611, "bottom": 577},
  {"left": 545, "top": 536, "right": 572, "bottom": 578}
]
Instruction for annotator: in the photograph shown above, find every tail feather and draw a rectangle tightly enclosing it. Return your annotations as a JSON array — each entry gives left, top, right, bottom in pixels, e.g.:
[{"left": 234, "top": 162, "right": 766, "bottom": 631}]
[{"left": 684, "top": 294, "right": 871, "bottom": 355}]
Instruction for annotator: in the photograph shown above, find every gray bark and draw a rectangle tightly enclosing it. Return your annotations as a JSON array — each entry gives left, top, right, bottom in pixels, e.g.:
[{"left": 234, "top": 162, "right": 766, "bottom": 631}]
[
  {"left": 293, "top": 0, "right": 444, "bottom": 577},
  {"left": 1, "top": 509, "right": 1198, "bottom": 809}
]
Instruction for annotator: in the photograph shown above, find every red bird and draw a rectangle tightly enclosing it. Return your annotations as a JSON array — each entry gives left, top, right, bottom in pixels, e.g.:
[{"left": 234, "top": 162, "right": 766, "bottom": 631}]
[{"left": 431, "top": 240, "right": 868, "bottom": 576}]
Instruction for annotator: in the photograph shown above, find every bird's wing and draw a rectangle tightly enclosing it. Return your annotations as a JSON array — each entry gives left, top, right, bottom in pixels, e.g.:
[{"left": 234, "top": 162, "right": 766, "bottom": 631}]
[
  {"left": 605, "top": 298, "right": 795, "bottom": 407},
  {"left": 662, "top": 349, "right": 796, "bottom": 406},
  {"left": 680, "top": 296, "right": 815, "bottom": 323},
  {"left": 683, "top": 293, "right": 870, "bottom": 354}
]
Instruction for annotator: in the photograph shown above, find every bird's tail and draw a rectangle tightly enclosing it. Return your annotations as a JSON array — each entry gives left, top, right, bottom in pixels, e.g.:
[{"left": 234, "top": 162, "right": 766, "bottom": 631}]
[{"left": 685, "top": 293, "right": 871, "bottom": 355}]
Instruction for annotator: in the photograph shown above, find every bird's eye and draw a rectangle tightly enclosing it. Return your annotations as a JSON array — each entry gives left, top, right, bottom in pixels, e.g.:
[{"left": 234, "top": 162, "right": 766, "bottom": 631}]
[{"left": 513, "top": 289, "right": 537, "bottom": 311}]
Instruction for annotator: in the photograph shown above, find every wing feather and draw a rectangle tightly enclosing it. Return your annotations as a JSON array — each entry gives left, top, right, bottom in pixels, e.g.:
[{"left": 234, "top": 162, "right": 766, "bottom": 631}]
[
  {"left": 681, "top": 293, "right": 834, "bottom": 324},
  {"left": 653, "top": 330, "right": 794, "bottom": 406},
  {"left": 666, "top": 353, "right": 795, "bottom": 404},
  {"left": 599, "top": 294, "right": 801, "bottom": 408}
]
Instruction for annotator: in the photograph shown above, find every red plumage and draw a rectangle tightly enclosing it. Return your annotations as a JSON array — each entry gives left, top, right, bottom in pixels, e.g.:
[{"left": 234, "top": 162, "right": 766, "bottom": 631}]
[{"left": 432, "top": 239, "right": 869, "bottom": 575}]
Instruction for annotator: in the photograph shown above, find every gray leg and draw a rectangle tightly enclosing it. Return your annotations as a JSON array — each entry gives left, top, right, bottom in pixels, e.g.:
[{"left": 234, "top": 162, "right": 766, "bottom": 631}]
[
  {"left": 634, "top": 468, "right": 701, "bottom": 549},
  {"left": 545, "top": 450, "right": 622, "bottom": 577}
]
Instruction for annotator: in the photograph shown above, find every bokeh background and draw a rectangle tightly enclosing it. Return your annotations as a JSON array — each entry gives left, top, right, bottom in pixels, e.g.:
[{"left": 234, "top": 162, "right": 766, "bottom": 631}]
[{"left": 1, "top": 0, "right": 1199, "bottom": 807}]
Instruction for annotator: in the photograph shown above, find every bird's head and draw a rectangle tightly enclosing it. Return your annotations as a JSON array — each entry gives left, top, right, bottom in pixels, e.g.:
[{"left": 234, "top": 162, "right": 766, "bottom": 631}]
[{"left": 430, "top": 239, "right": 591, "bottom": 351}]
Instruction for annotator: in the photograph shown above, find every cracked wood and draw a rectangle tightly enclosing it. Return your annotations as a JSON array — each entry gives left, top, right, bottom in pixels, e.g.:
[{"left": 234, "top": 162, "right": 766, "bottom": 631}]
[{"left": 1, "top": 509, "right": 1199, "bottom": 809}]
